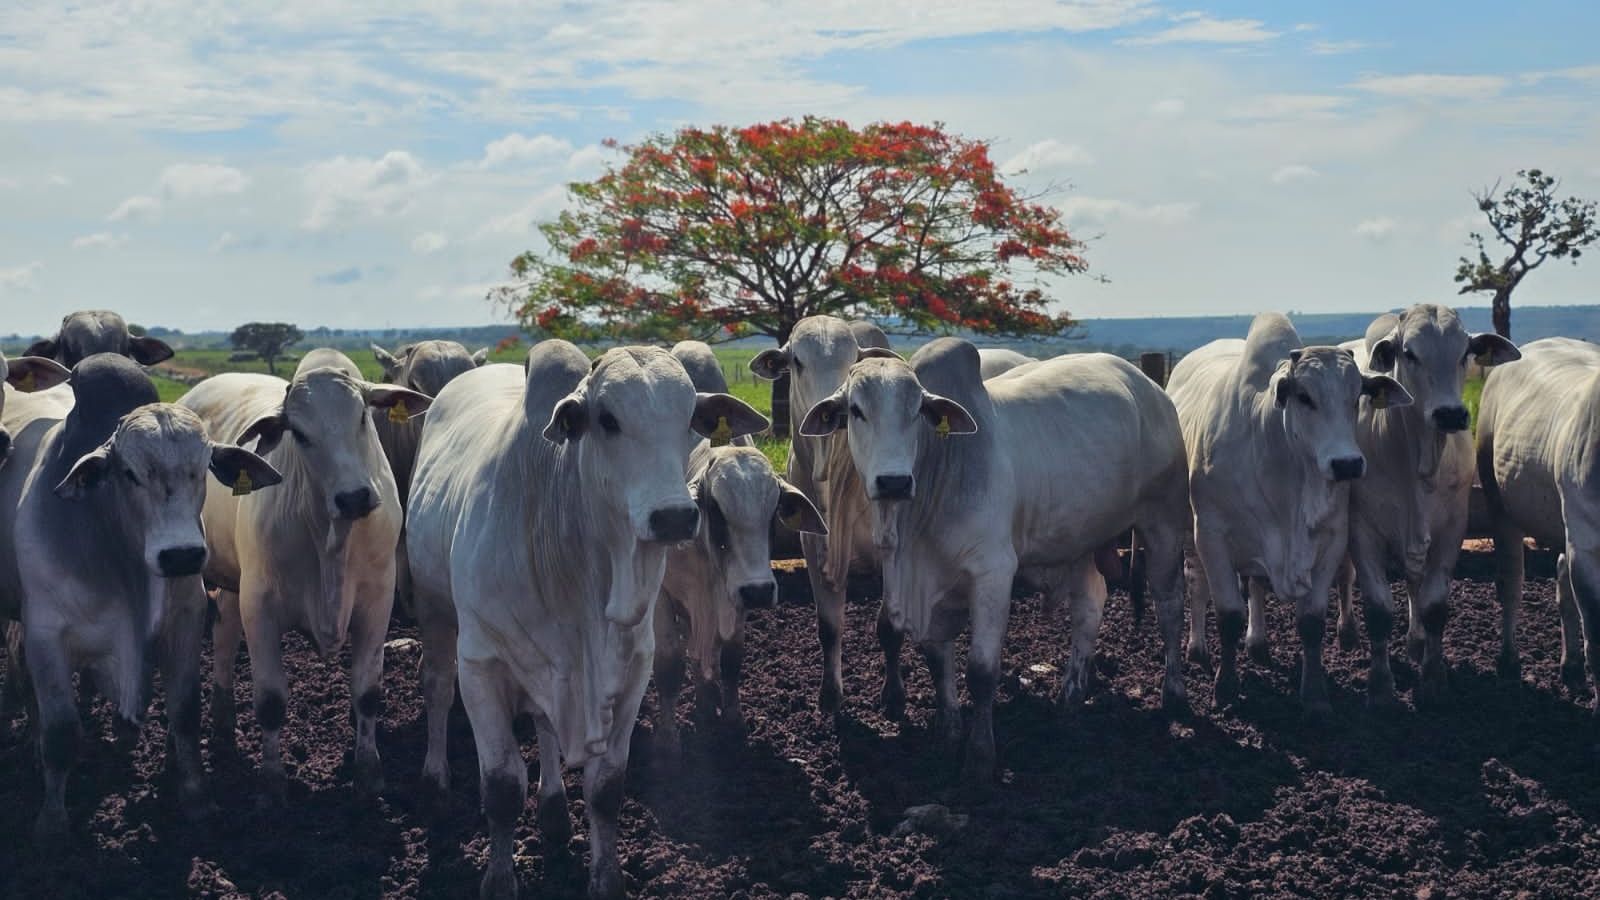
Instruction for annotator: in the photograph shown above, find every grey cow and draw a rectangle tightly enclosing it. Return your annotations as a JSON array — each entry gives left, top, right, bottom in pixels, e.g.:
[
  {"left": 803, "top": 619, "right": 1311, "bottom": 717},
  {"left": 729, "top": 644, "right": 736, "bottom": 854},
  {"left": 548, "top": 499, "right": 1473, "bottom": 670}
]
[
  {"left": 1, "top": 352, "right": 71, "bottom": 465},
  {"left": 6, "top": 355, "right": 279, "bottom": 836},
  {"left": 27, "top": 310, "right": 174, "bottom": 368}
]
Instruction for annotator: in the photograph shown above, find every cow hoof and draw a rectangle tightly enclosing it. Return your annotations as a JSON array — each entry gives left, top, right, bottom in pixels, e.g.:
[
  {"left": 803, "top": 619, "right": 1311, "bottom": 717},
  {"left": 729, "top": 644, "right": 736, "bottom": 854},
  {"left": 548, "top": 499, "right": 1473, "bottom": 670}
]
[
  {"left": 1057, "top": 679, "right": 1089, "bottom": 712},
  {"left": 257, "top": 769, "right": 288, "bottom": 808},
  {"left": 536, "top": 795, "right": 573, "bottom": 849},
  {"left": 818, "top": 681, "right": 843, "bottom": 715},
  {"left": 355, "top": 756, "right": 385, "bottom": 797},
  {"left": 1213, "top": 670, "right": 1241, "bottom": 709},
  {"left": 417, "top": 773, "right": 451, "bottom": 817},
  {"left": 1337, "top": 621, "right": 1359, "bottom": 653},
  {"left": 587, "top": 864, "right": 626, "bottom": 900},
  {"left": 1406, "top": 635, "right": 1426, "bottom": 664},
  {"left": 1162, "top": 684, "right": 1191, "bottom": 719},
  {"left": 1416, "top": 664, "right": 1449, "bottom": 709},
  {"left": 880, "top": 682, "right": 907, "bottom": 722},
  {"left": 960, "top": 755, "right": 996, "bottom": 791},
  {"left": 932, "top": 709, "right": 962, "bottom": 746},
  {"left": 1186, "top": 642, "right": 1212, "bottom": 669},
  {"left": 32, "top": 808, "right": 68, "bottom": 842},
  {"left": 1561, "top": 662, "right": 1586, "bottom": 692},
  {"left": 1365, "top": 682, "right": 1399, "bottom": 713},
  {"left": 653, "top": 734, "right": 682, "bottom": 773},
  {"left": 1301, "top": 697, "right": 1333, "bottom": 724},
  {"left": 1246, "top": 641, "right": 1271, "bottom": 667},
  {"left": 479, "top": 866, "right": 519, "bottom": 900},
  {"left": 1496, "top": 651, "right": 1521, "bottom": 681}
]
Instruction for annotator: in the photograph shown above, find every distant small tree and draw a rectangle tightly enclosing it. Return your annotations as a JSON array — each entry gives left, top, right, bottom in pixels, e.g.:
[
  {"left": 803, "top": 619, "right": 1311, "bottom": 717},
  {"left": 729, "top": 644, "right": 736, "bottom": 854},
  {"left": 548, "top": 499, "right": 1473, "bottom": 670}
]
[
  {"left": 127, "top": 323, "right": 147, "bottom": 337},
  {"left": 1455, "top": 168, "right": 1598, "bottom": 339},
  {"left": 230, "top": 322, "right": 303, "bottom": 376}
]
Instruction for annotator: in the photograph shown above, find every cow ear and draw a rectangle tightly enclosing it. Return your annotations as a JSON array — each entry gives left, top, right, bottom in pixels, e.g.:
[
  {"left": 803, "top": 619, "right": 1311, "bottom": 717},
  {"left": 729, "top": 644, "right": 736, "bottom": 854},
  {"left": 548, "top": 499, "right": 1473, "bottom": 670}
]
[
  {"left": 798, "top": 392, "right": 847, "bottom": 437},
  {"left": 749, "top": 347, "right": 790, "bottom": 381},
  {"left": 54, "top": 445, "right": 113, "bottom": 500},
  {"left": 1368, "top": 337, "right": 1397, "bottom": 371},
  {"left": 775, "top": 481, "right": 827, "bottom": 535},
  {"left": 4, "top": 356, "right": 70, "bottom": 392},
  {"left": 208, "top": 444, "right": 284, "bottom": 493},
  {"left": 1361, "top": 373, "right": 1413, "bottom": 410},
  {"left": 692, "top": 393, "right": 769, "bottom": 444},
  {"left": 1468, "top": 333, "right": 1520, "bottom": 367},
  {"left": 857, "top": 346, "right": 902, "bottom": 362},
  {"left": 128, "top": 335, "right": 175, "bottom": 366},
  {"left": 920, "top": 393, "right": 977, "bottom": 435},
  {"left": 24, "top": 338, "right": 58, "bottom": 361},
  {"left": 1274, "top": 373, "right": 1295, "bottom": 409},
  {"left": 365, "top": 384, "right": 433, "bottom": 424},
  {"left": 236, "top": 411, "right": 287, "bottom": 456},
  {"left": 370, "top": 344, "right": 402, "bottom": 379},
  {"left": 471, "top": 347, "right": 490, "bottom": 367},
  {"left": 543, "top": 394, "right": 588, "bottom": 443}
]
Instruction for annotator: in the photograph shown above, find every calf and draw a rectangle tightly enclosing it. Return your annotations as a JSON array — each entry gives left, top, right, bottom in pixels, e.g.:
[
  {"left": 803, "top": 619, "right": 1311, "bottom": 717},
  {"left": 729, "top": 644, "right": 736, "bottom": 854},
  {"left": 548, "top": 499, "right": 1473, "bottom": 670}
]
[
  {"left": 1334, "top": 305, "right": 1517, "bottom": 705},
  {"left": 1477, "top": 338, "right": 1600, "bottom": 706},
  {"left": 407, "top": 343, "right": 765, "bottom": 899},
  {"left": 9, "top": 355, "right": 278, "bottom": 835},
  {"left": 27, "top": 309, "right": 174, "bottom": 368},
  {"left": 800, "top": 338, "right": 1191, "bottom": 781},
  {"left": 180, "top": 349, "right": 430, "bottom": 800},
  {"left": 1169, "top": 313, "right": 1410, "bottom": 714}
]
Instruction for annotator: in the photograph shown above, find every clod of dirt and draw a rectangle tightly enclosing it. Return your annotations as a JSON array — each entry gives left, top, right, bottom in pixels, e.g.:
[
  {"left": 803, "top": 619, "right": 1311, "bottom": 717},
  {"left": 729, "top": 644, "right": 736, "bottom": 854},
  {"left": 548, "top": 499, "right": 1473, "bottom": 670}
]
[{"left": 892, "top": 804, "right": 969, "bottom": 839}]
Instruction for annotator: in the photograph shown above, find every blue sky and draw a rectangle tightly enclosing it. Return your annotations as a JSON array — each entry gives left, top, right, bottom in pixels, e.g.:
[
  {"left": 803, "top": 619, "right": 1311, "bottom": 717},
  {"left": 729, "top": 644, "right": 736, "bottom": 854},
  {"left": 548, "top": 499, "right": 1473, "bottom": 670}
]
[{"left": 2, "top": 1, "right": 1597, "bottom": 336}]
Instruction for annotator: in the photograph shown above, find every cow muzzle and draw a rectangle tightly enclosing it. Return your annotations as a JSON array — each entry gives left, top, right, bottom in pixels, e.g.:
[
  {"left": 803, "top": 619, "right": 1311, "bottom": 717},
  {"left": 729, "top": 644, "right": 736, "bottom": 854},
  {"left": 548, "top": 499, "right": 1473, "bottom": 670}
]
[
  {"left": 737, "top": 582, "right": 776, "bottom": 609},
  {"left": 334, "top": 486, "right": 379, "bottom": 520},
  {"left": 156, "top": 545, "right": 208, "bottom": 578},
  {"left": 647, "top": 504, "right": 700, "bottom": 543},
  {"left": 871, "top": 473, "right": 915, "bottom": 500},
  {"left": 1329, "top": 456, "right": 1366, "bottom": 482},
  {"left": 1430, "top": 406, "right": 1470, "bottom": 433}
]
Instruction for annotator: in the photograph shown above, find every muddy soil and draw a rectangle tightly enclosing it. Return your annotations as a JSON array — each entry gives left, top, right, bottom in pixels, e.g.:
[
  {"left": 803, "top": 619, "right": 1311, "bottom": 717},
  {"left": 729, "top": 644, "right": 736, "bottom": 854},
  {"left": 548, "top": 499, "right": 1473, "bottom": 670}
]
[{"left": 2, "top": 552, "right": 1598, "bottom": 899}]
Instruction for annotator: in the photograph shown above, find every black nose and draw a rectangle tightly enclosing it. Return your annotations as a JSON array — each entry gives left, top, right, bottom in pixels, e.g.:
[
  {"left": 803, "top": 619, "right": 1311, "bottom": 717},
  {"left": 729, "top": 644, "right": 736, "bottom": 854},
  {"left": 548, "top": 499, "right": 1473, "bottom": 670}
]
[
  {"left": 874, "top": 474, "right": 914, "bottom": 499},
  {"left": 649, "top": 505, "right": 700, "bottom": 542},
  {"left": 738, "top": 583, "right": 776, "bottom": 609},
  {"left": 157, "top": 545, "right": 207, "bottom": 577},
  {"left": 1330, "top": 456, "right": 1366, "bottom": 481},
  {"left": 1431, "top": 406, "right": 1470, "bottom": 432},
  {"left": 334, "top": 487, "right": 378, "bottom": 519}
]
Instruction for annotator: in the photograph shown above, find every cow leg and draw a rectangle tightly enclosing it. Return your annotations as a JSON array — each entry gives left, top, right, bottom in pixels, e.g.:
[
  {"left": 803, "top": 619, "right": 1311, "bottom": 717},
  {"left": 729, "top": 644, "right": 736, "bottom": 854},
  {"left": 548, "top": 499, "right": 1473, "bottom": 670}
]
[
  {"left": 1182, "top": 549, "right": 1212, "bottom": 668},
  {"left": 1566, "top": 542, "right": 1600, "bottom": 712},
  {"left": 1334, "top": 556, "right": 1360, "bottom": 652},
  {"left": 1140, "top": 518, "right": 1189, "bottom": 714},
  {"left": 0, "top": 620, "right": 27, "bottom": 720},
  {"left": 719, "top": 619, "right": 747, "bottom": 737},
  {"left": 650, "top": 602, "right": 685, "bottom": 765},
  {"left": 533, "top": 718, "right": 572, "bottom": 852},
  {"left": 25, "top": 626, "right": 77, "bottom": 839},
  {"left": 1349, "top": 529, "right": 1397, "bottom": 707},
  {"left": 583, "top": 753, "right": 628, "bottom": 900},
  {"left": 1245, "top": 577, "right": 1272, "bottom": 665},
  {"left": 1294, "top": 583, "right": 1333, "bottom": 720},
  {"left": 1195, "top": 529, "right": 1244, "bottom": 707},
  {"left": 209, "top": 589, "right": 244, "bottom": 756},
  {"left": 240, "top": 600, "right": 290, "bottom": 804},
  {"left": 416, "top": 597, "right": 458, "bottom": 801},
  {"left": 1492, "top": 520, "right": 1526, "bottom": 678},
  {"left": 161, "top": 583, "right": 213, "bottom": 819},
  {"left": 348, "top": 595, "right": 389, "bottom": 796},
  {"left": 462, "top": 659, "right": 527, "bottom": 900},
  {"left": 920, "top": 640, "right": 960, "bottom": 744},
  {"left": 963, "top": 570, "right": 1012, "bottom": 787},
  {"left": 802, "top": 533, "right": 845, "bottom": 713},
  {"left": 1557, "top": 553, "right": 1586, "bottom": 691},
  {"left": 1412, "top": 564, "right": 1452, "bottom": 707},
  {"left": 1059, "top": 560, "right": 1107, "bottom": 711},
  {"left": 877, "top": 602, "right": 906, "bottom": 720}
]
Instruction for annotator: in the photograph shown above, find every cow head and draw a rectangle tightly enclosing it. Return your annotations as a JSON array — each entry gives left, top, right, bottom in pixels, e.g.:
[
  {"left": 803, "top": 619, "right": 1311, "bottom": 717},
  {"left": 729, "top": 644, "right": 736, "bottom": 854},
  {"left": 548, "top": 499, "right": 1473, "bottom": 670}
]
[
  {"left": 0, "top": 352, "right": 72, "bottom": 465},
  {"left": 236, "top": 367, "right": 432, "bottom": 520},
  {"left": 27, "top": 310, "right": 174, "bottom": 368},
  {"left": 371, "top": 340, "right": 488, "bottom": 397},
  {"left": 1365, "top": 304, "right": 1519, "bottom": 434},
  {"left": 750, "top": 316, "right": 901, "bottom": 485},
  {"left": 1271, "top": 347, "right": 1412, "bottom": 482},
  {"left": 798, "top": 357, "right": 976, "bottom": 501},
  {"left": 544, "top": 347, "right": 767, "bottom": 546},
  {"left": 689, "top": 448, "right": 824, "bottom": 634},
  {"left": 54, "top": 403, "right": 282, "bottom": 577}
]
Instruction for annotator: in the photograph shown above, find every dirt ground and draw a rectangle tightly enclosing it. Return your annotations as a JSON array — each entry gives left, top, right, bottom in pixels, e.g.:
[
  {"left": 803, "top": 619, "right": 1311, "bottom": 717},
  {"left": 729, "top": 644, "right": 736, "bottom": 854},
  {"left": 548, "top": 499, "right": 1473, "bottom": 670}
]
[{"left": 2, "top": 550, "right": 1598, "bottom": 899}]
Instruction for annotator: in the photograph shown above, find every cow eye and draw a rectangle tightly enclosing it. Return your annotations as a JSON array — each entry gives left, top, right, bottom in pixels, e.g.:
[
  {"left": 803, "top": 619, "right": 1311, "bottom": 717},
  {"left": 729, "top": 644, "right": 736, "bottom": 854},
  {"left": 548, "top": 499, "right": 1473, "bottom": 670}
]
[
  {"left": 849, "top": 403, "right": 865, "bottom": 422},
  {"left": 1297, "top": 392, "right": 1316, "bottom": 410},
  {"left": 597, "top": 410, "right": 620, "bottom": 435},
  {"left": 1403, "top": 348, "right": 1418, "bottom": 363},
  {"left": 792, "top": 359, "right": 805, "bottom": 374}
]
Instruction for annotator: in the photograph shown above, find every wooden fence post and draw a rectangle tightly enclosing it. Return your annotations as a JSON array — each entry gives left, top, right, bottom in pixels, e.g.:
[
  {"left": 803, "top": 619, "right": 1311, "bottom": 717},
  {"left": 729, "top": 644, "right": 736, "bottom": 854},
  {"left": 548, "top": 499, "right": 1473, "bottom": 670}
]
[{"left": 1139, "top": 351, "right": 1169, "bottom": 387}]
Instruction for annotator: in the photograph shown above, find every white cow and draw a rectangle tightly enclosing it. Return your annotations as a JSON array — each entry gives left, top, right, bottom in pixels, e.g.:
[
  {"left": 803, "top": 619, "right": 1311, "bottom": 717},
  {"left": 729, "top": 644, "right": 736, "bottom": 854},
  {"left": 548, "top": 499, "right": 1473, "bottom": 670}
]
[
  {"left": 978, "top": 347, "right": 1034, "bottom": 380},
  {"left": 406, "top": 342, "right": 766, "bottom": 899},
  {"left": 750, "top": 316, "right": 902, "bottom": 716},
  {"left": 1334, "top": 305, "right": 1518, "bottom": 705},
  {"left": 7, "top": 355, "right": 279, "bottom": 835},
  {"left": 799, "top": 338, "right": 1191, "bottom": 782},
  {"left": 1170, "top": 313, "right": 1410, "bottom": 714},
  {"left": 1477, "top": 337, "right": 1600, "bottom": 706},
  {"left": 0, "top": 352, "right": 71, "bottom": 465},
  {"left": 653, "top": 444, "right": 824, "bottom": 757},
  {"left": 26, "top": 309, "right": 175, "bottom": 369},
  {"left": 181, "top": 349, "right": 431, "bottom": 800}
]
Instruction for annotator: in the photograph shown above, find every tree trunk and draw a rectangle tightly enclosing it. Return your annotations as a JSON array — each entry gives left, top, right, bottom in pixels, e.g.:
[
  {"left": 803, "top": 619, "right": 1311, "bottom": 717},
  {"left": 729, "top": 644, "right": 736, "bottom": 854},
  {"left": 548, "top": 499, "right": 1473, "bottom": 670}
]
[
  {"left": 265, "top": 353, "right": 277, "bottom": 377},
  {"left": 768, "top": 323, "right": 794, "bottom": 439},
  {"left": 1491, "top": 287, "right": 1512, "bottom": 340}
]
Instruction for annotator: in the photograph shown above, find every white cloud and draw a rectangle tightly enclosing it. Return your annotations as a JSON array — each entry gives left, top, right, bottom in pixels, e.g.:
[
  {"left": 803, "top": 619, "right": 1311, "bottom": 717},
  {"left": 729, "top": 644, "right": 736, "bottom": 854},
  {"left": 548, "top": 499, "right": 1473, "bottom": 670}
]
[
  {"left": 302, "top": 151, "right": 428, "bottom": 231},
  {"left": 107, "top": 194, "right": 161, "bottom": 222},
  {"left": 1226, "top": 93, "right": 1347, "bottom": 120},
  {"left": 479, "top": 133, "right": 573, "bottom": 169},
  {"left": 46, "top": 174, "right": 71, "bottom": 188},
  {"left": 1438, "top": 214, "right": 1482, "bottom": 243},
  {"left": 211, "top": 232, "right": 238, "bottom": 253},
  {"left": 1058, "top": 196, "right": 1197, "bottom": 226},
  {"left": 0, "top": 261, "right": 43, "bottom": 293},
  {"left": 1352, "top": 74, "right": 1507, "bottom": 101},
  {"left": 1002, "top": 139, "right": 1095, "bottom": 173},
  {"left": 1270, "top": 164, "right": 1319, "bottom": 185},
  {"left": 1149, "top": 97, "right": 1186, "bottom": 117},
  {"left": 71, "top": 231, "right": 130, "bottom": 249},
  {"left": 1354, "top": 217, "right": 1399, "bottom": 241},
  {"left": 565, "top": 144, "right": 610, "bottom": 173},
  {"left": 1292, "top": 23, "right": 1319, "bottom": 33},
  {"left": 474, "top": 186, "right": 569, "bottom": 239},
  {"left": 412, "top": 231, "right": 449, "bottom": 254},
  {"left": 1123, "top": 15, "right": 1278, "bottom": 46},
  {"left": 1310, "top": 39, "right": 1373, "bottom": 55},
  {"left": 0, "top": 177, "right": 17, "bottom": 190},
  {"left": 159, "top": 162, "right": 250, "bottom": 198}
]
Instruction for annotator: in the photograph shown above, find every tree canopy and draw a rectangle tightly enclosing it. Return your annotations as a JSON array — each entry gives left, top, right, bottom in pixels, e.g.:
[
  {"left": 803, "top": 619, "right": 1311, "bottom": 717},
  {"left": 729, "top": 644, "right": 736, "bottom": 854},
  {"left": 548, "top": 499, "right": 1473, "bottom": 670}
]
[
  {"left": 1454, "top": 168, "right": 1597, "bottom": 338},
  {"left": 497, "top": 117, "right": 1091, "bottom": 344},
  {"left": 230, "top": 322, "right": 303, "bottom": 377}
]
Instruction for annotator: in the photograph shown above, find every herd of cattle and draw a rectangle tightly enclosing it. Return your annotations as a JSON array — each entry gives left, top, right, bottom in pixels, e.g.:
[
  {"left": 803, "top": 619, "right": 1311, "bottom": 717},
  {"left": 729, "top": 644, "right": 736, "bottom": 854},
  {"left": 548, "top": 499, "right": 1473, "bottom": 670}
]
[{"left": 0, "top": 305, "right": 1596, "bottom": 899}]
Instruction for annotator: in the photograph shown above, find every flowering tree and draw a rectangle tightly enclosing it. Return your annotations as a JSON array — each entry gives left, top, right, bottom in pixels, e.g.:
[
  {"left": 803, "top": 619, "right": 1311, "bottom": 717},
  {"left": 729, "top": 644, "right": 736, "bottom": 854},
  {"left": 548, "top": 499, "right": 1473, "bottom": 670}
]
[{"left": 499, "top": 117, "right": 1089, "bottom": 352}]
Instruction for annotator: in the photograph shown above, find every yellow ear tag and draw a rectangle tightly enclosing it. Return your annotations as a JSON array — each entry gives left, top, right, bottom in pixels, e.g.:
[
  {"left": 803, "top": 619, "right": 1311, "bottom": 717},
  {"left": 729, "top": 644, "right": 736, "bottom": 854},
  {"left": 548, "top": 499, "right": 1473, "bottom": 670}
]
[
  {"left": 232, "top": 470, "right": 253, "bottom": 497},
  {"left": 17, "top": 371, "right": 36, "bottom": 392},
  {"left": 388, "top": 399, "right": 410, "bottom": 424},
  {"left": 710, "top": 415, "right": 733, "bottom": 447},
  {"left": 936, "top": 415, "right": 951, "bottom": 438}
]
